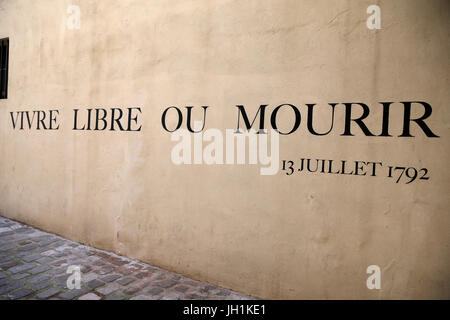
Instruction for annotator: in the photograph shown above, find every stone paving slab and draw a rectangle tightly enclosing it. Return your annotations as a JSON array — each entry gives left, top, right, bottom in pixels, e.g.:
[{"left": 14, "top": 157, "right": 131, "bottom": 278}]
[{"left": 0, "top": 216, "right": 254, "bottom": 300}]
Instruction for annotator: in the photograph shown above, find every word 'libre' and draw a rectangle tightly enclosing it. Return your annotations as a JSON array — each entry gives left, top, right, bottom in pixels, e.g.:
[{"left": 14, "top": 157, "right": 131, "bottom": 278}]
[{"left": 72, "top": 107, "right": 142, "bottom": 131}]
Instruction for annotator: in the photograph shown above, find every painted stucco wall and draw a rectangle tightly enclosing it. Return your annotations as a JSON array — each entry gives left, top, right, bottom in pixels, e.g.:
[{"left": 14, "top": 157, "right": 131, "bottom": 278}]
[{"left": 0, "top": 0, "right": 449, "bottom": 299}]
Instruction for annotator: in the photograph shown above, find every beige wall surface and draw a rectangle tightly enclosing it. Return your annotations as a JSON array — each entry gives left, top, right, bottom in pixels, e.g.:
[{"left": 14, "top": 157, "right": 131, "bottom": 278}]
[{"left": 0, "top": 0, "right": 449, "bottom": 299}]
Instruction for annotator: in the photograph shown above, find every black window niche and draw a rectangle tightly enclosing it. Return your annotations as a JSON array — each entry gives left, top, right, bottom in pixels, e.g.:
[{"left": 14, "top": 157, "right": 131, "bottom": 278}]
[{"left": 0, "top": 38, "right": 9, "bottom": 99}]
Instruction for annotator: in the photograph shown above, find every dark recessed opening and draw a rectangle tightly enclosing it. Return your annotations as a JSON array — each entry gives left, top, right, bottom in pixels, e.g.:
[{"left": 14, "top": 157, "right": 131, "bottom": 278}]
[{"left": 0, "top": 38, "right": 9, "bottom": 99}]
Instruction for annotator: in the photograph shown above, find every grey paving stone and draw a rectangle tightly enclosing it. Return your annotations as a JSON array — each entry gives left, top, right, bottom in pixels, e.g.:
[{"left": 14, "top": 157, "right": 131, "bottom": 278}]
[
  {"left": 117, "top": 277, "right": 136, "bottom": 286},
  {"left": 87, "top": 279, "right": 104, "bottom": 289},
  {"left": 174, "top": 285, "right": 191, "bottom": 293},
  {"left": 80, "top": 265, "right": 92, "bottom": 273},
  {"left": 108, "top": 259, "right": 128, "bottom": 266},
  {"left": 37, "top": 239, "right": 58, "bottom": 247},
  {"left": 137, "top": 271, "right": 155, "bottom": 279},
  {"left": 117, "top": 268, "right": 134, "bottom": 275},
  {"left": 104, "top": 292, "right": 126, "bottom": 300},
  {"left": 161, "top": 292, "right": 181, "bottom": 300},
  {"left": 81, "top": 272, "right": 98, "bottom": 283},
  {"left": 8, "top": 263, "right": 35, "bottom": 274},
  {"left": 41, "top": 250, "right": 57, "bottom": 256},
  {"left": 66, "top": 258, "right": 83, "bottom": 265},
  {"left": 28, "top": 273, "right": 52, "bottom": 284},
  {"left": 130, "top": 294, "right": 154, "bottom": 300},
  {"left": 22, "top": 254, "right": 42, "bottom": 262},
  {"left": 147, "top": 287, "right": 163, "bottom": 296},
  {"left": 129, "top": 264, "right": 143, "bottom": 270},
  {"left": 54, "top": 245, "right": 72, "bottom": 252},
  {"left": 153, "top": 273, "right": 167, "bottom": 280},
  {"left": 226, "top": 293, "right": 251, "bottom": 300},
  {"left": 0, "top": 282, "right": 22, "bottom": 295},
  {"left": 28, "top": 265, "right": 51, "bottom": 275},
  {"left": 33, "top": 236, "right": 52, "bottom": 242},
  {"left": 11, "top": 273, "right": 29, "bottom": 280},
  {"left": 58, "top": 287, "right": 90, "bottom": 300},
  {"left": 86, "top": 255, "right": 101, "bottom": 262},
  {"left": 96, "top": 283, "right": 119, "bottom": 295},
  {"left": 202, "top": 284, "right": 217, "bottom": 291},
  {"left": 155, "top": 279, "right": 177, "bottom": 288},
  {"left": 185, "top": 293, "right": 208, "bottom": 300},
  {"left": 46, "top": 268, "right": 65, "bottom": 277},
  {"left": 0, "top": 278, "right": 9, "bottom": 285},
  {"left": 0, "top": 256, "right": 13, "bottom": 264},
  {"left": 53, "top": 274, "right": 69, "bottom": 285},
  {"left": 183, "top": 280, "right": 202, "bottom": 287},
  {"left": 78, "top": 293, "right": 101, "bottom": 300},
  {"left": 50, "top": 259, "right": 67, "bottom": 267},
  {"left": 36, "top": 257, "right": 54, "bottom": 264},
  {"left": 215, "top": 289, "right": 231, "bottom": 296},
  {"left": 92, "top": 260, "right": 106, "bottom": 266},
  {"left": 32, "top": 247, "right": 53, "bottom": 254},
  {"left": 123, "top": 285, "right": 141, "bottom": 295},
  {"left": 49, "top": 240, "right": 65, "bottom": 248},
  {"left": 96, "top": 266, "right": 114, "bottom": 275},
  {"left": 101, "top": 274, "right": 121, "bottom": 283},
  {"left": 0, "top": 241, "right": 14, "bottom": 249},
  {"left": 36, "top": 287, "right": 61, "bottom": 299},
  {"left": 30, "top": 281, "right": 51, "bottom": 291},
  {"left": 7, "top": 288, "right": 33, "bottom": 299},
  {"left": 136, "top": 280, "right": 153, "bottom": 289},
  {"left": 15, "top": 251, "right": 32, "bottom": 258},
  {"left": 0, "top": 243, "right": 16, "bottom": 251},
  {"left": 26, "top": 231, "right": 46, "bottom": 238},
  {"left": 17, "top": 244, "right": 38, "bottom": 251}
]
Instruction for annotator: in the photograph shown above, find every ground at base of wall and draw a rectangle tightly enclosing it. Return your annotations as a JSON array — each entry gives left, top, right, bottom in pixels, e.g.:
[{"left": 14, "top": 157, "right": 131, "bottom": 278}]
[{"left": 0, "top": 216, "right": 254, "bottom": 300}]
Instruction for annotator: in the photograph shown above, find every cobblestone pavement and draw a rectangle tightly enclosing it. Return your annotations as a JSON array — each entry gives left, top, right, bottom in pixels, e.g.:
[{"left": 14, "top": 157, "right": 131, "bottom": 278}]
[{"left": 0, "top": 216, "right": 254, "bottom": 300}]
